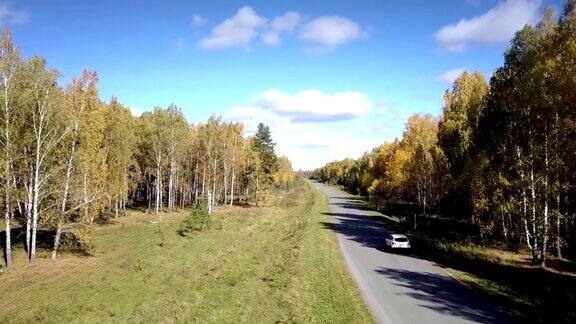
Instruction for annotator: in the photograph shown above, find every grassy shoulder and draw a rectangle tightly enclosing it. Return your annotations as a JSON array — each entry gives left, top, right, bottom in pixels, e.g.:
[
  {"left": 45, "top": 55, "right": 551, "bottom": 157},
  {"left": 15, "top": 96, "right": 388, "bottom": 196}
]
[
  {"left": 0, "top": 185, "right": 373, "bottom": 323},
  {"left": 340, "top": 190, "right": 576, "bottom": 323}
]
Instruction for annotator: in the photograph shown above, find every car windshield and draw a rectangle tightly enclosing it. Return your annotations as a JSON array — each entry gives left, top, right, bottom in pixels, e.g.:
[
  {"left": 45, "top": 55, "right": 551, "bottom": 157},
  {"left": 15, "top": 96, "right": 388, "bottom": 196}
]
[{"left": 394, "top": 237, "right": 408, "bottom": 242}]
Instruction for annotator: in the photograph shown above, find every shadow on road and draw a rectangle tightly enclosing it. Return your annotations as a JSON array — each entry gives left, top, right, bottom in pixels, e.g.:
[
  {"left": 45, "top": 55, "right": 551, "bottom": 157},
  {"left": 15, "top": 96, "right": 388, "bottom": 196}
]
[
  {"left": 321, "top": 211, "right": 389, "bottom": 253},
  {"left": 320, "top": 193, "right": 508, "bottom": 323},
  {"left": 376, "top": 267, "right": 505, "bottom": 323}
]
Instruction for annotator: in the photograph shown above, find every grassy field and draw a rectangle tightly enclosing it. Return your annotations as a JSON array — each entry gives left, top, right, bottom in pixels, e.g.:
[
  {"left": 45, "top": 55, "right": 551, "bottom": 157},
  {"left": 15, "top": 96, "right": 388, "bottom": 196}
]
[
  {"left": 355, "top": 195, "right": 576, "bottom": 323},
  {"left": 0, "top": 186, "right": 373, "bottom": 323}
]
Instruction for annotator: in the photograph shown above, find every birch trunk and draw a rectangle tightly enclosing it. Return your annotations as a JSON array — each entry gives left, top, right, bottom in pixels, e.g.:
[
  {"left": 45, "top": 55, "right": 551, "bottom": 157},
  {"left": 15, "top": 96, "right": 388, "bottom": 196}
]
[
  {"left": 557, "top": 195, "right": 562, "bottom": 259},
  {"left": 30, "top": 130, "right": 42, "bottom": 265},
  {"left": 529, "top": 131, "right": 540, "bottom": 263},
  {"left": 201, "top": 166, "right": 206, "bottom": 198},
  {"left": 541, "top": 131, "right": 550, "bottom": 266},
  {"left": 207, "top": 191, "right": 212, "bottom": 214},
  {"left": 212, "top": 159, "right": 217, "bottom": 206},
  {"left": 530, "top": 164, "right": 539, "bottom": 261},
  {"left": 3, "top": 78, "right": 11, "bottom": 268},
  {"left": 52, "top": 123, "right": 77, "bottom": 260},
  {"left": 193, "top": 164, "right": 198, "bottom": 202},
  {"left": 168, "top": 158, "right": 174, "bottom": 212},
  {"left": 24, "top": 169, "right": 33, "bottom": 253},
  {"left": 223, "top": 163, "right": 228, "bottom": 206},
  {"left": 82, "top": 172, "right": 88, "bottom": 218},
  {"left": 502, "top": 214, "right": 509, "bottom": 245},
  {"left": 155, "top": 154, "right": 161, "bottom": 214},
  {"left": 229, "top": 163, "right": 235, "bottom": 207}
]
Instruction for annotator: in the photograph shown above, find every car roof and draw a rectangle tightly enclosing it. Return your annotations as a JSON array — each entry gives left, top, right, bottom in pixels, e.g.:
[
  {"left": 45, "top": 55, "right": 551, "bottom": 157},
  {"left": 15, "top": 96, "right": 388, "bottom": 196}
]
[{"left": 390, "top": 234, "right": 408, "bottom": 238}]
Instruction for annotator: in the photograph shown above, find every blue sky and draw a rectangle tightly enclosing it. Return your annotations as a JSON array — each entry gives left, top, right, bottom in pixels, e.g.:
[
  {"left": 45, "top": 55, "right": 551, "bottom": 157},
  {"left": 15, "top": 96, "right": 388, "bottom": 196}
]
[{"left": 5, "top": 0, "right": 563, "bottom": 169}]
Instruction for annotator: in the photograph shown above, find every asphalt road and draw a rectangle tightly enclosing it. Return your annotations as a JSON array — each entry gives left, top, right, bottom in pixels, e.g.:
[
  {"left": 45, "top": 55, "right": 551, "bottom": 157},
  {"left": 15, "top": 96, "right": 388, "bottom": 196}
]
[{"left": 315, "top": 182, "right": 506, "bottom": 324}]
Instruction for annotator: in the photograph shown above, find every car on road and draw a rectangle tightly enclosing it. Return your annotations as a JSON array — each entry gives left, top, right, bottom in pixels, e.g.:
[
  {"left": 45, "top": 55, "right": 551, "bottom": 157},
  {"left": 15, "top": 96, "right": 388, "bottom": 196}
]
[{"left": 385, "top": 234, "right": 411, "bottom": 250}]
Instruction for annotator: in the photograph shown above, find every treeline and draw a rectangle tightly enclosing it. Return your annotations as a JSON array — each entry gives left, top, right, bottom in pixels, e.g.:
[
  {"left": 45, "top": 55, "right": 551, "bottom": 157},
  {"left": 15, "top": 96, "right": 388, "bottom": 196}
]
[
  {"left": 0, "top": 30, "right": 295, "bottom": 268},
  {"left": 313, "top": 2, "right": 576, "bottom": 266}
]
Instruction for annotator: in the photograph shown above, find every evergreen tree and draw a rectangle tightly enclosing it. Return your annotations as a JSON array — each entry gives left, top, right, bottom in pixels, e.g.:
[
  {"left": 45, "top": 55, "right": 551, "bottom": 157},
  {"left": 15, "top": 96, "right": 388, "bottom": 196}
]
[{"left": 253, "top": 123, "right": 278, "bottom": 178}]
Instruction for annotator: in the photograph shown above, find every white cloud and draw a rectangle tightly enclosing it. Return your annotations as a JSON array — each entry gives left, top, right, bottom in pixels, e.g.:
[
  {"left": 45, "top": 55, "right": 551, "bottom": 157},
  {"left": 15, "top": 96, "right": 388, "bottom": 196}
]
[
  {"left": 199, "top": 7, "right": 267, "bottom": 50},
  {"left": 262, "top": 11, "right": 301, "bottom": 46},
  {"left": 436, "top": 67, "right": 466, "bottom": 84},
  {"left": 224, "top": 89, "right": 380, "bottom": 170},
  {"left": 191, "top": 14, "right": 207, "bottom": 27},
  {"left": 0, "top": 3, "right": 29, "bottom": 25},
  {"left": 299, "top": 16, "right": 365, "bottom": 50},
  {"left": 254, "top": 89, "right": 372, "bottom": 123},
  {"left": 435, "top": 0, "right": 541, "bottom": 52},
  {"left": 197, "top": 9, "right": 363, "bottom": 51},
  {"left": 225, "top": 105, "right": 381, "bottom": 170}
]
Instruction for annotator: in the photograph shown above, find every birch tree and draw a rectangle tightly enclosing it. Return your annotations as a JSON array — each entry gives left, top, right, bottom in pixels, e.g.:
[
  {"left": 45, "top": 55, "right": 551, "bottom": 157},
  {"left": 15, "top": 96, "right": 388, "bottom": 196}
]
[
  {"left": 0, "top": 29, "right": 19, "bottom": 268},
  {"left": 51, "top": 70, "right": 98, "bottom": 260},
  {"left": 21, "top": 57, "right": 67, "bottom": 265}
]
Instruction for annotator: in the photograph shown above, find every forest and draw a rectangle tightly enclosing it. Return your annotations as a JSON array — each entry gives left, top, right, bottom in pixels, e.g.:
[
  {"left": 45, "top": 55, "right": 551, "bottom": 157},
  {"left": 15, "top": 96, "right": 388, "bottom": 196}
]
[
  {"left": 0, "top": 29, "right": 295, "bottom": 269},
  {"left": 313, "top": 3, "right": 576, "bottom": 266}
]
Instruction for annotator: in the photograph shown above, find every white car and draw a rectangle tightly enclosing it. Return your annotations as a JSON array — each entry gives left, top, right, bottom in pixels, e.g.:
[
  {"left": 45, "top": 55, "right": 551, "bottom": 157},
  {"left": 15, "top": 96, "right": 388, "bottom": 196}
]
[{"left": 385, "top": 234, "right": 411, "bottom": 249}]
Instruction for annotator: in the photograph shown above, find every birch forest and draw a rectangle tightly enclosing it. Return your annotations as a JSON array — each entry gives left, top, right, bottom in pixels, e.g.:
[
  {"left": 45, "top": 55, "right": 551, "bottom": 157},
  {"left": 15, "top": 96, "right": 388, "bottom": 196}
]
[
  {"left": 313, "top": 3, "right": 576, "bottom": 266},
  {"left": 0, "top": 30, "right": 295, "bottom": 268}
]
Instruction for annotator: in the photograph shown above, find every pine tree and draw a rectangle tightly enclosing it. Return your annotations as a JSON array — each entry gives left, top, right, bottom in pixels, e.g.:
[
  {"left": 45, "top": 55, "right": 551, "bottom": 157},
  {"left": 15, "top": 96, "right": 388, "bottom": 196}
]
[{"left": 253, "top": 123, "right": 278, "bottom": 180}]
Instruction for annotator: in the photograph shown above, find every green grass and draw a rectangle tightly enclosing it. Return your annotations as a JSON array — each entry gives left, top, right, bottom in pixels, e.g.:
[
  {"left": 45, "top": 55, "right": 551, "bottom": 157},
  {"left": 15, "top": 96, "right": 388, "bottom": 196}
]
[{"left": 0, "top": 186, "right": 373, "bottom": 323}]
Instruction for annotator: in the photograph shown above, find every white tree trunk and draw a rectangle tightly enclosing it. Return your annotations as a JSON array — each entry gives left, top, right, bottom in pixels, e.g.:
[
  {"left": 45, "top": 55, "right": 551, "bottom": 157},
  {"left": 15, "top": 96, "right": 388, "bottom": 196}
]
[
  {"left": 168, "top": 158, "right": 174, "bottom": 212},
  {"left": 25, "top": 174, "right": 32, "bottom": 253},
  {"left": 3, "top": 80, "right": 11, "bottom": 268},
  {"left": 155, "top": 154, "right": 161, "bottom": 214},
  {"left": 52, "top": 126, "right": 77, "bottom": 260},
  {"left": 557, "top": 195, "right": 562, "bottom": 259},
  {"left": 207, "top": 191, "right": 212, "bottom": 214},
  {"left": 83, "top": 172, "right": 89, "bottom": 220},
  {"left": 229, "top": 163, "right": 235, "bottom": 207},
  {"left": 542, "top": 132, "right": 550, "bottom": 266},
  {"left": 223, "top": 163, "right": 228, "bottom": 206},
  {"left": 212, "top": 159, "right": 217, "bottom": 206},
  {"left": 30, "top": 135, "right": 42, "bottom": 265}
]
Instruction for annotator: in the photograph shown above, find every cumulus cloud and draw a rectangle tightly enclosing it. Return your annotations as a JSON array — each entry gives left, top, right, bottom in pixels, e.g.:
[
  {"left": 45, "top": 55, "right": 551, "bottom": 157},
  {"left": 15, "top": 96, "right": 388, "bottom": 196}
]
[
  {"left": 0, "top": 3, "right": 29, "bottom": 25},
  {"left": 191, "top": 14, "right": 206, "bottom": 27},
  {"left": 197, "top": 8, "right": 363, "bottom": 51},
  {"left": 262, "top": 11, "right": 301, "bottom": 46},
  {"left": 199, "top": 7, "right": 267, "bottom": 50},
  {"left": 299, "top": 16, "right": 365, "bottom": 50},
  {"left": 224, "top": 89, "right": 380, "bottom": 170},
  {"left": 225, "top": 105, "right": 381, "bottom": 170},
  {"left": 437, "top": 67, "right": 466, "bottom": 84},
  {"left": 253, "top": 89, "right": 372, "bottom": 123},
  {"left": 435, "top": 0, "right": 541, "bottom": 52}
]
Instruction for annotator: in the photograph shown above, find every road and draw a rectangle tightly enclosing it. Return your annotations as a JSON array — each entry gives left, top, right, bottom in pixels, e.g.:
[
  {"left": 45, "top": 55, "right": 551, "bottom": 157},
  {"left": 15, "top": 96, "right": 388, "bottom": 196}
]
[{"left": 316, "top": 182, "right": 506, "bottom": 324}]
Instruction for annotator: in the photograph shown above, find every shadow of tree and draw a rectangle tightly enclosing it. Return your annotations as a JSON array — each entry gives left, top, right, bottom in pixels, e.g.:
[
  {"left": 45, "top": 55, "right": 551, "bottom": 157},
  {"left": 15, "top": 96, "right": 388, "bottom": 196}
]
[
  {"left": 319, "top": 195, "right": 510, "bottom": 322},
  {"left": 1, "top": 227, "right": 54, "bottom": 266},
  {"left": 320, "top": 192, "right": 576, "bottom": 323},
  {"left": 321, "top": 211, "right": 390, "bottom": 253},
  {"left": 375, "top": 267, "right": 506, "bottom": 323}
]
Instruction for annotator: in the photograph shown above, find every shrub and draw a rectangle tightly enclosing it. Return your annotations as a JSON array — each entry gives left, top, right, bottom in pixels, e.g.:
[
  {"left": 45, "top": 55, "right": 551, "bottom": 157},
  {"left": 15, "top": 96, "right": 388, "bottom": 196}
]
[
  {"left": 94, "top": 209, "right": 116, "bottom": 225},
  {"left": 178, "top": 199, "right": 221, "bottom": 237},
  {"left": 155, "top": 227, "right": 167, "bottom": 247},
  {"left": 59, "top": 226, "right": 95, "bottom": 256}
]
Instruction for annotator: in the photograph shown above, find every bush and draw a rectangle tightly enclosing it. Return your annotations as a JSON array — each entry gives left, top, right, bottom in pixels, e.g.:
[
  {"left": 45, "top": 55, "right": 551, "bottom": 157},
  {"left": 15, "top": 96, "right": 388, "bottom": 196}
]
[
  {"left": 178, "top": 199, "right": 221, "bottom": 237},
  {"left": 59, "top": 226, "right": 95, "bottom": 256},
  {"left": 94, "top": 209, "right": 116, "bottom": 225},
  {"left": 155, "top": 227, "right": 167, "bottom": 247}
]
